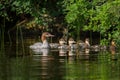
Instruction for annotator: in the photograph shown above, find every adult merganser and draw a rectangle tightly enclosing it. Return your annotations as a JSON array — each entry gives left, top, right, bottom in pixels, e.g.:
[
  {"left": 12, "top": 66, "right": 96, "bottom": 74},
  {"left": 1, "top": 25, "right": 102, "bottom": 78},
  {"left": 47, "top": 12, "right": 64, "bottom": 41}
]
[{"left": 30, "top": 32, "right": 54, "bottom": 49}]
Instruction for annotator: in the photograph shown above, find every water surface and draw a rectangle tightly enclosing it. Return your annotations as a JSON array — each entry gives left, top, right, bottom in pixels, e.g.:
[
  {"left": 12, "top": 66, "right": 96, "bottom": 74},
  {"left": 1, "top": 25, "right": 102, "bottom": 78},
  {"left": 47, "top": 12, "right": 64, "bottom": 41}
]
[{"left": 0, "top": 39, "right": 120, "bottom": 80}]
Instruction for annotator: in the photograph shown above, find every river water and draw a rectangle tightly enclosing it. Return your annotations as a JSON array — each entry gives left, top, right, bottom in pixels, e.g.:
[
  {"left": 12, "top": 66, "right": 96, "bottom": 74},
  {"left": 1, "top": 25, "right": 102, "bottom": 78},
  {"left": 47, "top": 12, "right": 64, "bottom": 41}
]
[{"left": 0, "top": 38, "right": 120, "bottom": 80}]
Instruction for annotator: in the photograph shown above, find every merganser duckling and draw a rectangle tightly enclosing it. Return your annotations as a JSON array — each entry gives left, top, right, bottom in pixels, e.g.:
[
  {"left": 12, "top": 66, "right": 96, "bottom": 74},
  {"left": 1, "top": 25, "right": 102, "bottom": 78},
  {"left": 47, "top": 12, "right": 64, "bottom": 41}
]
[
  {"left": 84, "top": 38, "right": 90, "bottom": 48},
  {"left": 66, "top": 38, "right": 77, "bottom": 56},
  {"left": 79, "top": 38, "right": 90, "bottom": 49},
  {"left": 90, "top": 45, "right": 101, "bottom": 51},
  {"left": 58, "top": 38, "right": 67, "bottom": 49},
  {"left": 68, "top": 38, "right": 77, "bottom": 49},
  {"left": 30, "top": 32, "right": 54, "bottom": 49},
  {"left": 58, "top": 38, "right": 67, "bottom": 56},
  {"left": 110, "top": 40, "right": 116, "bottom": 54},
  {"left": 58, "top": 37, "right": 77, "bottom": 49}
]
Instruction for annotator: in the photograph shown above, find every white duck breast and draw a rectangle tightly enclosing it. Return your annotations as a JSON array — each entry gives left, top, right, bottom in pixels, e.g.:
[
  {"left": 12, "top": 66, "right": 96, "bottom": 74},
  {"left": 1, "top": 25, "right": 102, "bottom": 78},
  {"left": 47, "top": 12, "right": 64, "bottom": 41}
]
[{"left": 29, "top": 32, "right": 54, "bottom": 50}]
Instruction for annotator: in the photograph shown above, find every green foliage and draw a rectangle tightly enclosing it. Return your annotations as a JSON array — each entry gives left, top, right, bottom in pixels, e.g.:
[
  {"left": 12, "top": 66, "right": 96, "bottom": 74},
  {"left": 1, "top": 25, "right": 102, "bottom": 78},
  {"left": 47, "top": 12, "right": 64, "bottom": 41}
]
[
  {"left": 11, "top": 0, "right": 31, "bottom": 14},
  {"left": 63, "top": 0, "right": 120, "bottom": 45},
  {"left": 63, "top": 0, "right": 89, "bottom": 39},
  {"left": 0, "top": 0, "right": 120, "bottom": 45},
  {"left": 0, "top": 0, "right": 64, "bottom": 31}
]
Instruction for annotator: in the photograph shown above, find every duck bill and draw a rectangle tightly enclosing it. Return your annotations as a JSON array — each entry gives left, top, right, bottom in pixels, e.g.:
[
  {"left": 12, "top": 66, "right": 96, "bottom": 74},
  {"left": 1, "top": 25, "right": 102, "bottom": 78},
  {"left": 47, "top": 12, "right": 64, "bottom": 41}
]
[
  {"left": 59, "top": 41, "right": 66, "bottom": 45},
  {"left": 46, "top": 34, "right": 54, "bottom": 37},
  {"left": 70, "top": 41, "right": 76, "bottom": 43},
  {"left": 49, "top": 34, "right": 54, "bottom": 37}
]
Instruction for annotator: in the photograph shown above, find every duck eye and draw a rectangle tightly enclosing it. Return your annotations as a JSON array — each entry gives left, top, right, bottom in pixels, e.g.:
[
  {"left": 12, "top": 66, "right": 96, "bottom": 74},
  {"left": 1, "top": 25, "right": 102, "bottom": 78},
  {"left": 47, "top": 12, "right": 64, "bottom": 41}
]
[{"left": 47, "top": 33, "right": 49, "bottom": 35}]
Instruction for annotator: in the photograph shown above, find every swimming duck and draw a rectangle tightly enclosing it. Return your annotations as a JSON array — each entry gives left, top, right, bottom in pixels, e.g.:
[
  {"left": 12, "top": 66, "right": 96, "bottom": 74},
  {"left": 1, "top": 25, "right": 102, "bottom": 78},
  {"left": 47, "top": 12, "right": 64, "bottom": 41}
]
[
  {"left": 79, "top": 38, "right": 90, "bottom": 49},
  {"left": 58, "top": 38, "right": 77, "bottom": 56},
  {"left": 84, "top": 38, "right": 90, "bottom": 48},
  {"left": 30, "top": 32, "right": 54, "bottom": 49},
  {"left": 58, "top": 37, "right": 77, "bottom": 49},
  {"left": 57, "top": 38, "right": 67, "bottom": 56},
  {"left": 90, "top": 45, "right": 101, "bottom": 51},
  {"left": 68, "top": 38, "right": 77, "bottom": 49},
  {"left": 109, "top": 40, "right": 116, "bottom": 54},
  {"left": 58, "top": 38, "right": 67, "bottom": 49}
]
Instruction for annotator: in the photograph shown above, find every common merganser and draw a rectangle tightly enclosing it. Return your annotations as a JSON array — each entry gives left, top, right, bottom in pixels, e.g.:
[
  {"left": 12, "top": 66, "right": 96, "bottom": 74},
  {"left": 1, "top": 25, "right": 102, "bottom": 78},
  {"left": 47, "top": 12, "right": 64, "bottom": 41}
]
[
  {"left": 68, "top": 38, "right": 77, "bottom": 49},
  {"left": 58, "top": 38, "right": 77, "bottom": 49},
  {"left": 32, "top": 48, "right": 50, "bottom": 56},
  {"left": 58, "top": 38, "right": 67, "bottom": 49},
  {"left": 30, "top": 32, "right": 54, "bottom": 49},
  {"left": 79, "top": 38, "right": 90, "bottom": 49},
  {"left": 57, "top": 38, "right": 67, "bottom": 56},
  {"left": 109, "top": 40, "right": 116, "bottom": 54},
  {"left": 84, "top": 38, "right": 90, "bottom": 48}
]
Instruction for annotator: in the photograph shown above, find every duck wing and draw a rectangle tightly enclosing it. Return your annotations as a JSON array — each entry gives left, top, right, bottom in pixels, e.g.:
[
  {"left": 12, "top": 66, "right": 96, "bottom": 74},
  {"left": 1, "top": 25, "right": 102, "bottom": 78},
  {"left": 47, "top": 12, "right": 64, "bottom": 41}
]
[{"left": 30, "top": 42, "right": 42, "bottom": 49}]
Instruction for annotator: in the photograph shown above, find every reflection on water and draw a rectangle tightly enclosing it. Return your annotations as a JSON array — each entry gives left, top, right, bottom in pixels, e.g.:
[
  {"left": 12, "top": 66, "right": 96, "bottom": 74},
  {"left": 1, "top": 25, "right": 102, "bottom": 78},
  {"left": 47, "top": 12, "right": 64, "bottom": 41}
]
[{"left": 1, "top": 40, "right": 120, "bottom": 80}]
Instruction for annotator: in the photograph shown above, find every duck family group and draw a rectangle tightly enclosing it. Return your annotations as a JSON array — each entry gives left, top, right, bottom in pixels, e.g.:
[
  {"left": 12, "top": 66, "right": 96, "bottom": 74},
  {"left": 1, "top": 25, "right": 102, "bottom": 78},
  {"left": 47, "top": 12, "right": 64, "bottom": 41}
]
[{"left": 30, "top": 32, "right": 116, "bottom": 53}]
